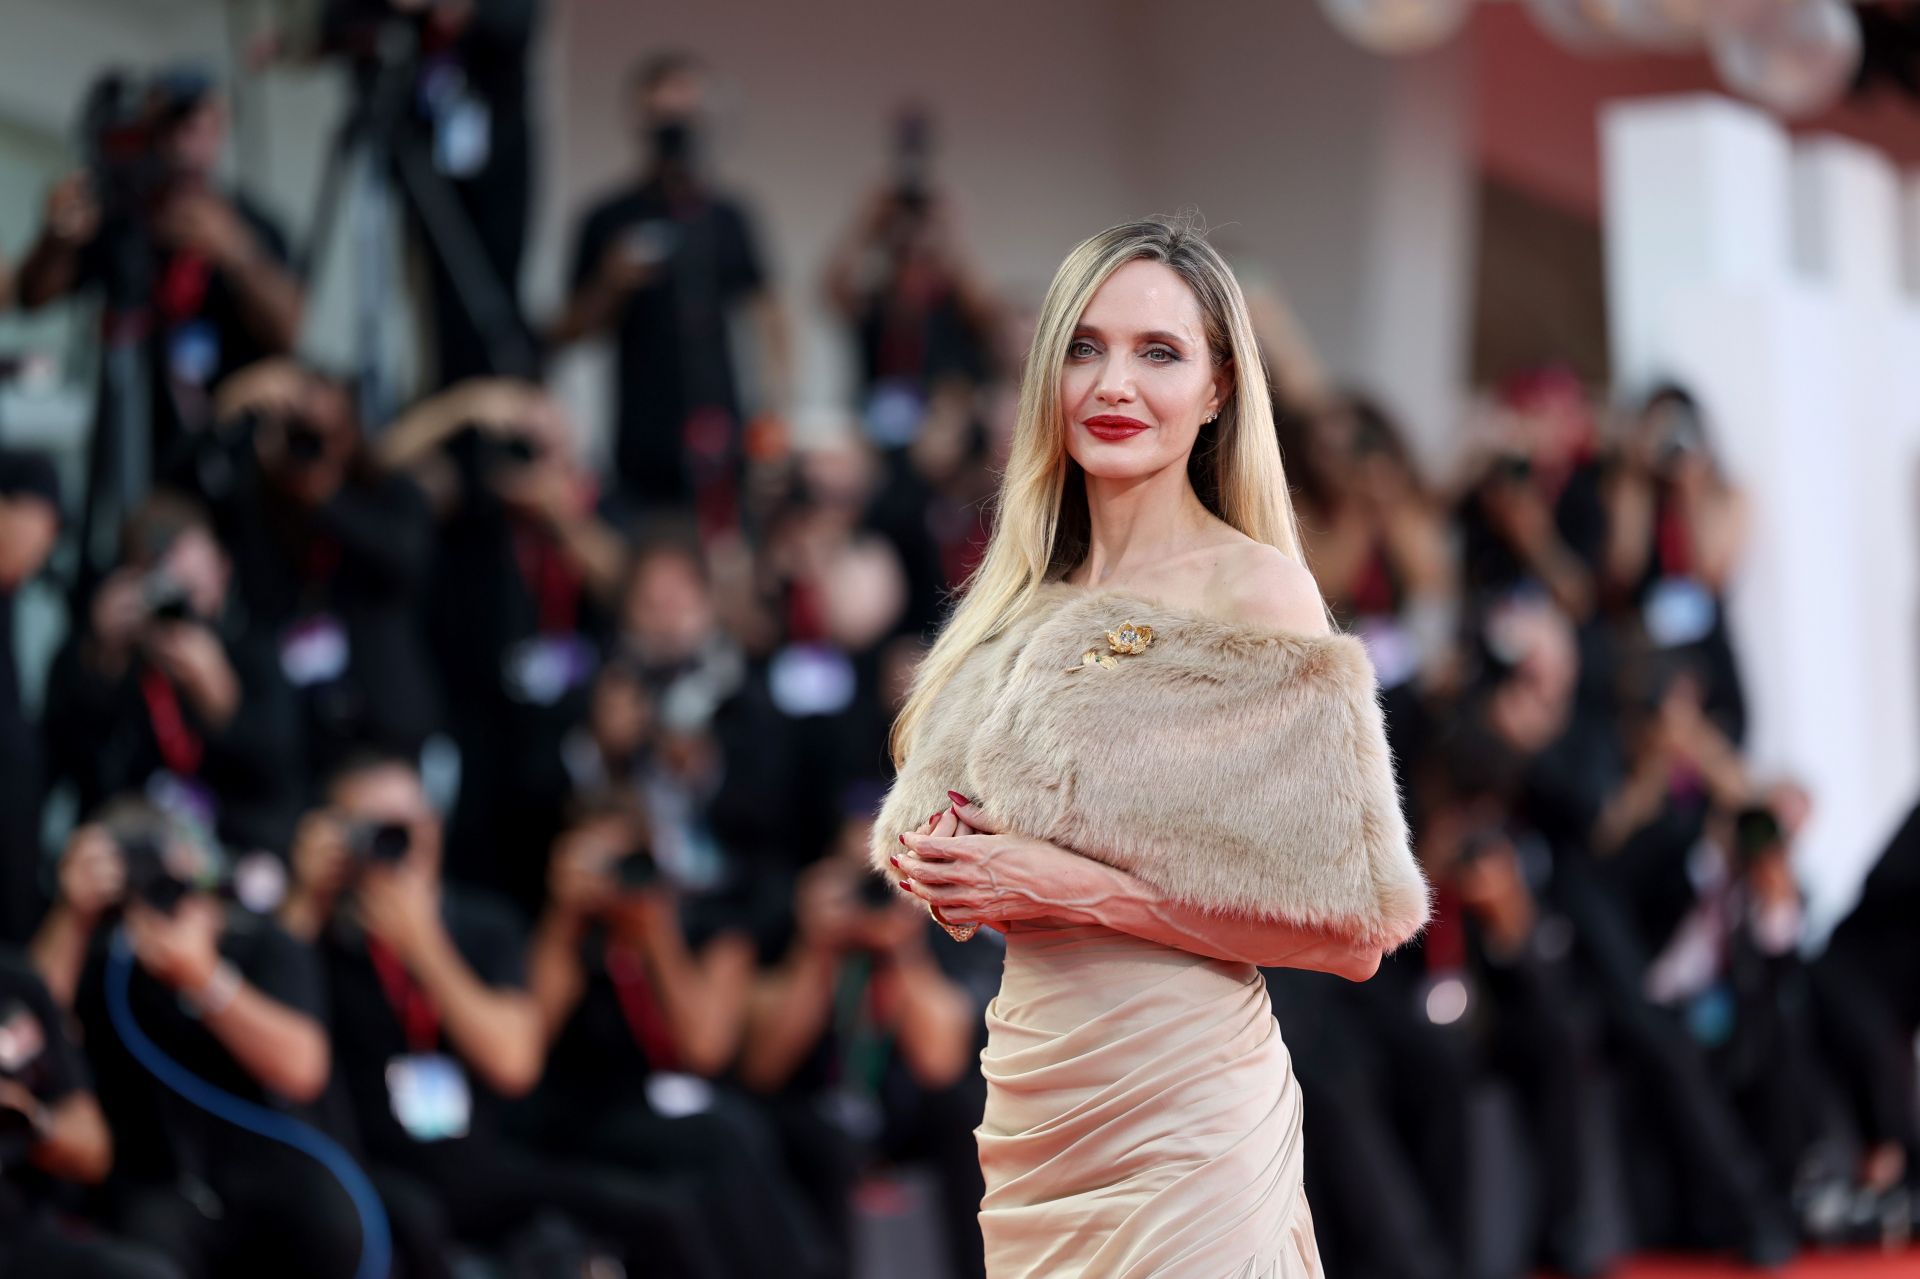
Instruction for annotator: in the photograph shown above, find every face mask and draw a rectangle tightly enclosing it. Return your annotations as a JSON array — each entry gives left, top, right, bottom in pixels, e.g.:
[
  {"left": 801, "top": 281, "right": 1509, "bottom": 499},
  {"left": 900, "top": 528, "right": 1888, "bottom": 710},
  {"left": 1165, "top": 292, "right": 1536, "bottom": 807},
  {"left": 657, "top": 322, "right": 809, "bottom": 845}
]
[{"left": 651, "top": 119, "right": 695, "bottom": 168}]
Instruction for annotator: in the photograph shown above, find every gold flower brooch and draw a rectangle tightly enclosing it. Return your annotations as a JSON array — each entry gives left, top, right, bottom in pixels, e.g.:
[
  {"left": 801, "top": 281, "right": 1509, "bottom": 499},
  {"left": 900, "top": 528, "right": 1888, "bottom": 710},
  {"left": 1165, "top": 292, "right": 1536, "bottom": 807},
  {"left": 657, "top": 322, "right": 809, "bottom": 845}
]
[{"left": 1067, "top": 620, "right": 1154, "bottom": 671}]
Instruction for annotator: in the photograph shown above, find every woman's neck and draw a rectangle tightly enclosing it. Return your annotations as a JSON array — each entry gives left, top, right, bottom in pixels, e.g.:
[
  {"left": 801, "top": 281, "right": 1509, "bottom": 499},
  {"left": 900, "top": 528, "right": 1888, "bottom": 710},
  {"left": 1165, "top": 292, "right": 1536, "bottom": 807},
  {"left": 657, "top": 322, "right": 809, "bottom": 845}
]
[{"left": 1070, "top": 467, "right": 1222, "bottom": 588}]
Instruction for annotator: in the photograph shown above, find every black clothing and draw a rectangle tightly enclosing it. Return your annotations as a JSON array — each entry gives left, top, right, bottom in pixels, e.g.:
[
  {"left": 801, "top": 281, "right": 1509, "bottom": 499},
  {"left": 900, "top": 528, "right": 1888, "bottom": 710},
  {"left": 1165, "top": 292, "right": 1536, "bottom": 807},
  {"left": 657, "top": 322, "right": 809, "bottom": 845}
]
[
  {"left": 427, "top": 452, "right": 611, "bottom": 912},
  {"left": 412, "top": 0, "right": 540, "bottom": 387},
  {"left": 564, "top": 177, "right": 768, "bottom": 506},
  {"left": 202, "top": 456, "right": 440, "bottom": 777},
  {"left": 73, "top": 910, "right": 329, "bottom": 1190},
  {"left": 42, "top": 618, "right": 305, "bottom": 858},
  {"left": 0, "top": 953, "right": 91, "bottom": 1231},
  {"left": 0, "top": 451, "right": 58, "bottom": 941},
  {"left": 76, "top": 192, "right": 293, "bottom": 479},
  {"left": 318, "top": 885, "right": 726, "bottom": 1277},
  {"left": 319, "top": 883, "right": 525, "bottom": 1161}
]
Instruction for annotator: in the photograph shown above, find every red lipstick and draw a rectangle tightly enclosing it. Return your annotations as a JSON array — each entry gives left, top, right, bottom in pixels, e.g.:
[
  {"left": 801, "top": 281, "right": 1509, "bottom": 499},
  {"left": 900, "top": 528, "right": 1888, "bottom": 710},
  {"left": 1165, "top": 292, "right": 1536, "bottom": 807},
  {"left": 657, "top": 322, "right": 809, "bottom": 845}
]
[{"left": 1083, "top": 414, "right": 1150, "bottom": 440}]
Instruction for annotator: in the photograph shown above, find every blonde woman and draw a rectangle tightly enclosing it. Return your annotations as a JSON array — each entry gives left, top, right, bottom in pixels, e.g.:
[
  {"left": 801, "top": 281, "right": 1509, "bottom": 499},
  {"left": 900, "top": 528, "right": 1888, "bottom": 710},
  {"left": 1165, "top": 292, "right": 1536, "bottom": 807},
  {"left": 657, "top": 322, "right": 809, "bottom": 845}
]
[{"left": 871, "top": 217, "right": 1430, "bottom": 1278}]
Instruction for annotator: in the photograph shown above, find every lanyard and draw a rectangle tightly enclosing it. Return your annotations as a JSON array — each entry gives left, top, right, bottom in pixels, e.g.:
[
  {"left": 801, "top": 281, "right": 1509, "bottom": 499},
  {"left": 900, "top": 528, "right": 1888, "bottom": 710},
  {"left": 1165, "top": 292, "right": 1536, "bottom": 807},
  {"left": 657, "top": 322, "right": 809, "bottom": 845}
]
[
  {"left": 1655, "top": 492, "right": 1693, "bottom": 578},
  {"left": 510, "top": 523, "right": 582, "bottom": 636},
  {"left": 139, "top": 667, "right": 204, "bottom": 778},
  {"left": 829, "top": 952, "right": 890, "bottom": 1093},
  {"left": 157, "top": 251, "right": 212, "bottom": 325},
  {"left": 603, "top": 941, "right": 680, "bottom": 1073},
  {"left": 367, "top": 936, "right": 439, "bottom": 1054}
]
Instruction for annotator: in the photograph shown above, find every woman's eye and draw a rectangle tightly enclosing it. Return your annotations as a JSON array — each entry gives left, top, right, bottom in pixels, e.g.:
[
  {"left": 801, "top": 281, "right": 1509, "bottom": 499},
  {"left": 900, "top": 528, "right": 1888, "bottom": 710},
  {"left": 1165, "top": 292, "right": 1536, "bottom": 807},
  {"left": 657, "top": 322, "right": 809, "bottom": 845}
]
[
  {"left": 1067, "top": 341, "right": 1096, "bottom": 359},
  {"left": 1144, "top": 348, "right": 1176, "bottom": 364}
]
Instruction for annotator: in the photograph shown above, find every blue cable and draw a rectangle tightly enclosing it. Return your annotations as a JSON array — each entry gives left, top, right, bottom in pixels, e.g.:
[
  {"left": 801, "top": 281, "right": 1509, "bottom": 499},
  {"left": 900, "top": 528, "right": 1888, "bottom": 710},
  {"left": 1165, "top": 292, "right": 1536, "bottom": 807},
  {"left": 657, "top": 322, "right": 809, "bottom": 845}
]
[{"left": 105, "top": 929, "right": 393, "bottom": 1279}]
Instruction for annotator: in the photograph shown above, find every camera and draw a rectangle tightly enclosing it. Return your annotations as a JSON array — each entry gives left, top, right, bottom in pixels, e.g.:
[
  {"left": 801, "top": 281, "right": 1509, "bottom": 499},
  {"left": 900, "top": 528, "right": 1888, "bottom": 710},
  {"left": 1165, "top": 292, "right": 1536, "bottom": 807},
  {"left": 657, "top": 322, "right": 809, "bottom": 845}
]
[
  {"left": 141, "top": 569, "right": 194, "bottom": 623},
  {"left": 1733, "top": 804, "right": 1783, "bottom": 865},
  {"left": 116, "top": 830, "right": 193, "bottom": 915},
  {"left": 77, "top": 65, "right": 215, "bottom": 228},
  {"left": 1494, "top": 452, "right": 1532, "bottom": 484},
  {"left": 611, "top": 847, "right": 659, "bottom": 892},
  {"left": 454, "top": 422, "right": 543, "bottom": 474},
  {"left": 345, "top": 820, "right": 412, "bottom": 866},
  {"left": 857, "top": 872, "right": 898, "bottom": 910}
]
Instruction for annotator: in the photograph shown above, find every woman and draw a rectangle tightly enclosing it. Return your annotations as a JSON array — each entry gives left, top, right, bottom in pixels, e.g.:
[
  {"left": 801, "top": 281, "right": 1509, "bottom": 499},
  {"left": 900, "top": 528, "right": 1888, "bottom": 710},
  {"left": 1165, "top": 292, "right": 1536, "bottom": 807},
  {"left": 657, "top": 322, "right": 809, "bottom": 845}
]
[{"left": 869, "top": 218, "right": 1431, "bottom": 1277}]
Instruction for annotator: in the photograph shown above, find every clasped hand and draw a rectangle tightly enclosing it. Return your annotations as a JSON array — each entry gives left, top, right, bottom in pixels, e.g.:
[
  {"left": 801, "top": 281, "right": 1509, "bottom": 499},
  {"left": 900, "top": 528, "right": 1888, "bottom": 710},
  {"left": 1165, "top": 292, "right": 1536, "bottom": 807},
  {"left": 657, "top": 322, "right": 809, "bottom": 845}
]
[{"left": 893, "top": 796, "right": 1110, "bottom": 930}]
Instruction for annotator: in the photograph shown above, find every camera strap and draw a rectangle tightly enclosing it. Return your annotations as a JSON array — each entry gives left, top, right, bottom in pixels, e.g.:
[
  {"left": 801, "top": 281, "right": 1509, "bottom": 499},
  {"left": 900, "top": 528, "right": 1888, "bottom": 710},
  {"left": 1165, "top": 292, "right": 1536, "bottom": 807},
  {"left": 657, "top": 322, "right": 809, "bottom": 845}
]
[
  {"left": 366, "top": 937, "right": 439, "bottom": 1054},
  {"left": 603, "top": 941, "right": 679, "bottom": 1073},
  {"left": 139, "top": 667, "right": 204, "bottom": 778}
]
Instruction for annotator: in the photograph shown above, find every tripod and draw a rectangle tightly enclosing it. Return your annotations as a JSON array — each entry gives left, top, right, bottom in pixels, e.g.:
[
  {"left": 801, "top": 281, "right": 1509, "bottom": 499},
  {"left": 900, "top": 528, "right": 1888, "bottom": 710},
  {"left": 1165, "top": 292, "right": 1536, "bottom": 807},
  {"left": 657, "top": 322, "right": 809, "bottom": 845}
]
[{"left": 301, "top": 16, "right": 535, "bottom": 430}]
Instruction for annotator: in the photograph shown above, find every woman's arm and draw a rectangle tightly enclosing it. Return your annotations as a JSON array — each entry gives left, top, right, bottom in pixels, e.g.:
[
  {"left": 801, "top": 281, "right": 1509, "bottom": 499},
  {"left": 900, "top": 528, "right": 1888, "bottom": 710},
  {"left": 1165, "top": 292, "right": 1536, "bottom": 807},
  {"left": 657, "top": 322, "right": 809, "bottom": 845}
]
[
  {"left": 895, "top": 801, "right": 1385, "bottom": 981},
  {"left": 1062, "top": 859, "right": 1382, "bottom": 979}
]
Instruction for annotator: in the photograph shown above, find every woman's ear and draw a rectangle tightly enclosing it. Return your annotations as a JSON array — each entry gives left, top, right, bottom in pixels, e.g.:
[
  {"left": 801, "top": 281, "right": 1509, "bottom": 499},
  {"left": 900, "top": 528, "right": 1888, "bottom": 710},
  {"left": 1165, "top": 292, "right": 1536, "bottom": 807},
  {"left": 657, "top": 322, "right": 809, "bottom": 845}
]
[{"left": 1206, "top": 365, "right": 1233, "bottom": 421}]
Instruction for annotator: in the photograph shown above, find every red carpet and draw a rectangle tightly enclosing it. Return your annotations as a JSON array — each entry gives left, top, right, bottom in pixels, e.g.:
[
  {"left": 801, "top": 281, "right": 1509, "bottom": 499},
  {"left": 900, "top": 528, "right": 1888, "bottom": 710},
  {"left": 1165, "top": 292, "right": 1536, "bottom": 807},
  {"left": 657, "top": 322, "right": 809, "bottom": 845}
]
[{"left": 1597, "top": 1249, "right": 1919, "bottom": 1277}]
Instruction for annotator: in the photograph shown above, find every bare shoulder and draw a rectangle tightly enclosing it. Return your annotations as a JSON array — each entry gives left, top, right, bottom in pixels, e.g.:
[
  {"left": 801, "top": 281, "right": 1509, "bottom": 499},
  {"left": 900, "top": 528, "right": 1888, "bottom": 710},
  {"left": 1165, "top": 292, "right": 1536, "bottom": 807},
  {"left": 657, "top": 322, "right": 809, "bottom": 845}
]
[{"left": 1205, "top": 543, "right": 1331, "bottom": 637}]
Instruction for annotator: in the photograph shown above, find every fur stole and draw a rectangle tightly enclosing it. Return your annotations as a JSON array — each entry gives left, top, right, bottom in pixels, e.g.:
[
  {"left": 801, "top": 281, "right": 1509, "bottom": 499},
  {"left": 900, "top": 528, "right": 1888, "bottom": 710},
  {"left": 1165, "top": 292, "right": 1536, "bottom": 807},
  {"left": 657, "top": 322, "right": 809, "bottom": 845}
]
[{"left": 868, "top": 580, "right": 1431, "bottom": 950}]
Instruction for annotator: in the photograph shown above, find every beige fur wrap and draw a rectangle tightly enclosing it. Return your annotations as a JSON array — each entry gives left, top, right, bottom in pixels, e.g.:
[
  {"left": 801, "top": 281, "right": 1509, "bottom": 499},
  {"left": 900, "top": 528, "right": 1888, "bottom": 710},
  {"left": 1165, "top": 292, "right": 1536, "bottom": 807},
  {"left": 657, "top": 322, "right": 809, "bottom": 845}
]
[{"left": 868, "top": 579, "right": 1432, "bottom": 950}]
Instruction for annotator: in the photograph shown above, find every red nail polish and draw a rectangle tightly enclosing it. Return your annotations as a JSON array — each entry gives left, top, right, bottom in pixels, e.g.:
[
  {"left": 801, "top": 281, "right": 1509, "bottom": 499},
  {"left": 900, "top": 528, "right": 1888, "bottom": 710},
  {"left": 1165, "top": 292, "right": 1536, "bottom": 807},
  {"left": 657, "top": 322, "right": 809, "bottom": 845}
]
[
  {"left": 898, "top": 833, "right": 907, "bottom": 846},
  {"left": 900, "top": 877, "right": 914, "bottom": 891},
  {"left": 889, "top": 855, "right": 900, "bottom": 868},
  {"left": 948, "top": 790, "right": 970, "bottom": 806}
]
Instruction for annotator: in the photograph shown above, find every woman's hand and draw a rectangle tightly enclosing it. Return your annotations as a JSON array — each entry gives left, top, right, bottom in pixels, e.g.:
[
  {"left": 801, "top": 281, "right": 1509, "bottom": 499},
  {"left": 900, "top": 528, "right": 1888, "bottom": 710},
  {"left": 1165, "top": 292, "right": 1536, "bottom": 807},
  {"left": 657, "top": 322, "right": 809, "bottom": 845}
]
[{"left": 893, "top": 797, "right": 1106, "bottom": 929}]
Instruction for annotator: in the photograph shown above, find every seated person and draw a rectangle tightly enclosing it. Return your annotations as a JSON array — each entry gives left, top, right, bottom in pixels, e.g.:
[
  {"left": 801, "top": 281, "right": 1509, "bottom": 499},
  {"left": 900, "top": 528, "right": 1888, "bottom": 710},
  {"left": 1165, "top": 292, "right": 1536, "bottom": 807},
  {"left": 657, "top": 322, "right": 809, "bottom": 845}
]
[
  {"left": 521, "top": 789, "right": 833, "bottom": 1277},
  {"left": 0, "top": 946, "right": 181, "bottom": 1279},
  {"left": 281, "top": 751, "right": 726, "bottom": 1278},
  {"left": 739, "top": 797, "right": 998, "bottom": 1279},
  {"left": 27, "top": 803, "right": 357, "bottom": 1279},
  {"left": 42, "top": 491, "right": 304, "bottom": 864}
]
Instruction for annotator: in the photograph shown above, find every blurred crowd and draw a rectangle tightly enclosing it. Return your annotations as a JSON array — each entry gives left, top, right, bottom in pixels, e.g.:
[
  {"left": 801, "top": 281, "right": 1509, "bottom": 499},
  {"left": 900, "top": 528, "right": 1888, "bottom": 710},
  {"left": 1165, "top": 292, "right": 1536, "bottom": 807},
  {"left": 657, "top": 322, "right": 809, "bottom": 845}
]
[{"left": 0, "top": 8, "right": 1915, "bottom": 1279}]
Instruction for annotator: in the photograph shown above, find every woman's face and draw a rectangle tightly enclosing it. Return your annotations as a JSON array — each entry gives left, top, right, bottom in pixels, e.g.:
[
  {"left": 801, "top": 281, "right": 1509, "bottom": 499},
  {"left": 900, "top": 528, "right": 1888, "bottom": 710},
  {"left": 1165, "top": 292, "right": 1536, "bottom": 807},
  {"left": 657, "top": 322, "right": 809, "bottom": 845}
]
[{"left": 1059, "top": 259, "right": 1225, "bottom": 481}]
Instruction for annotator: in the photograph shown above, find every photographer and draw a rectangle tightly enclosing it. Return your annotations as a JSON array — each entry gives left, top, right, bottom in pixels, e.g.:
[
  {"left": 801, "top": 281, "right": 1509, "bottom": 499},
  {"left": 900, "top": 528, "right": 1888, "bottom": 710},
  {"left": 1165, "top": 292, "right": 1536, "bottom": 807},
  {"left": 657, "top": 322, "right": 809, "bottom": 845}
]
[
  {"left": 283, "top": 751, "right": 725, "bottom": 1277},
  {"left": 520, "top": 790, "right": 831, "bottom": 1275},
  {"left": 549, "top": 49, "right": 792, "bottom": 517},
  {"left": 26, "top": 804, "right": 356, "bottom": 1279},
  {"left": 739, "top": 803, "right": 994, "bottom": 1279},
  {"left": 16, "top": 68, "right": 303, "bottom": 477},
  {"left": 821, "top": 127, "right": 998, "bottom": 450},
  {"left": 0, "top": 451, "right": 62, "bottom": 941},
  {"left": 1600, "top": 385, "right": 1751, "bottom": 746},
  {"left": 0, "top": 947, "right": 184, "bottom": 1279},
  {"left": 194, "top": 359, "right": 439, "bottom": 777},
  {"left": 41, "top": 490, "right": 304, "bottom": 860},
  {"left": 382, "top": 376, "right": 622, "bottom": 911}
]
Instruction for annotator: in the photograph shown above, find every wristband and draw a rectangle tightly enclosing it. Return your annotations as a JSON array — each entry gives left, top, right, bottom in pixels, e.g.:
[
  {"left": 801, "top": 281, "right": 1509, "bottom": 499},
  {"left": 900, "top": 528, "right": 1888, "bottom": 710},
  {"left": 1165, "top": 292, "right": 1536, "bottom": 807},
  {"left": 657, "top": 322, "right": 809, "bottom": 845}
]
[{"left": 182, "top": 960, "right": 241, "bottom": 1018}]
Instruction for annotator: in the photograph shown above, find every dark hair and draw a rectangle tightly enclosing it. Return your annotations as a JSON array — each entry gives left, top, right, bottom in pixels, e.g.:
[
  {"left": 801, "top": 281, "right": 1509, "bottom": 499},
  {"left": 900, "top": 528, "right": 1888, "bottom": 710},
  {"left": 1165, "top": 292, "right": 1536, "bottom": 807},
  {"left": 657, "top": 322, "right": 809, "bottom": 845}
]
[
  {"left": 322, "top": 747, "right": 418, "bottom": 802},
  {"left": 629, "top": 50, "right": 705, "bottom": 97}
]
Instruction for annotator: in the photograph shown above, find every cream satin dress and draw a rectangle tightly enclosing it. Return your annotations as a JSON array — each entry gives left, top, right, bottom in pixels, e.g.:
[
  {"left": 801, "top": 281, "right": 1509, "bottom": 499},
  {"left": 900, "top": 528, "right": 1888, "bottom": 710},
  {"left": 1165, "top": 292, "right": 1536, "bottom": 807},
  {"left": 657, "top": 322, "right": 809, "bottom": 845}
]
[{"left": 975, "top": 916, "right": 1324, "bottom": 1278}]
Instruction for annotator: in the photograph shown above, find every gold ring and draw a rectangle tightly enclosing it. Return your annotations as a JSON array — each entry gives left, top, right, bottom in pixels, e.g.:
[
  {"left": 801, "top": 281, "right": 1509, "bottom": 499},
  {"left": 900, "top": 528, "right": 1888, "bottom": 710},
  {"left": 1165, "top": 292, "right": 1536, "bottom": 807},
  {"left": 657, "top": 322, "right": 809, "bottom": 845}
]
[{"left": 927, "top": 901, "right": 980, "bottom": 943}]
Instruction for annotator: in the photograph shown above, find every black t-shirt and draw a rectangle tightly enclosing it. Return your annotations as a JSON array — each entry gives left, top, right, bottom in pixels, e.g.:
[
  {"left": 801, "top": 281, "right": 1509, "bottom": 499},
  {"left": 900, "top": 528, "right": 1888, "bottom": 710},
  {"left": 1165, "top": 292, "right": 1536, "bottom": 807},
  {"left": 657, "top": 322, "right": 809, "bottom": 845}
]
[
  {"left": 206, "top": 456, "right": 442, "bottom": 776},
  {"left": 76, "top": 190, "right": 293, "bottom": 476},
  {"left": 748, "top": 903, "right": 1004, "bottom": 1100},
  {"left": 0, "top": 952, "right": 89, "bottom": 1229},
  {"left": 319, "top": 884, "right": 527, "bottom": 1163},
  {"left": 564, "top": 178, "right": 768, "bottom": 500},
  {"left": 73, "top": 908, "right": 326, "bottom": 1187},
  {"left": 0, "top": 450, "right": 56, "bottom": 941},
  {"left": 41, "top": 613, "right": 307, "bottom": 858},
  {"left": 539, "top": 897, "right": 751, "bottom": 1111}
]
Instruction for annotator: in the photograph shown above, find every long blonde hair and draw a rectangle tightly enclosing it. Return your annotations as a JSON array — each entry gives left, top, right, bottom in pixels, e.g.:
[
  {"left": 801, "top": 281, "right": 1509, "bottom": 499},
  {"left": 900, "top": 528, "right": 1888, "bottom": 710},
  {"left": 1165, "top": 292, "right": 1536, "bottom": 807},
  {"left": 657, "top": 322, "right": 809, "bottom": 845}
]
[{"left": 887, "top": 215, "right": 1308, "bottom": 768}]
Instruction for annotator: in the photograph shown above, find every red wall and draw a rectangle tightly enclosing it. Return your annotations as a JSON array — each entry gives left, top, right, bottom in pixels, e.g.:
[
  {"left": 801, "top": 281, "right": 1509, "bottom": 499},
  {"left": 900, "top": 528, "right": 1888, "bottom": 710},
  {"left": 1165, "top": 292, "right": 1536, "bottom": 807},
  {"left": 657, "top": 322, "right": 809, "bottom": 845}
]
[{"left": 1473, "top": 5, "right": 1920, "bottom": 218}]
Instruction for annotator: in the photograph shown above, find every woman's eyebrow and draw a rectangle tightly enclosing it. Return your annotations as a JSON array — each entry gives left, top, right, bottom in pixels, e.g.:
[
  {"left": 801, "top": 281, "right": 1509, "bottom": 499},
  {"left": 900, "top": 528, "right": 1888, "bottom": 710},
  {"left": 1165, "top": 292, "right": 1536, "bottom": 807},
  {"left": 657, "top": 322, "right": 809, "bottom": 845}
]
[{"left": 1072, "top": 324, "right": 1189, "bottom": 347}]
